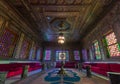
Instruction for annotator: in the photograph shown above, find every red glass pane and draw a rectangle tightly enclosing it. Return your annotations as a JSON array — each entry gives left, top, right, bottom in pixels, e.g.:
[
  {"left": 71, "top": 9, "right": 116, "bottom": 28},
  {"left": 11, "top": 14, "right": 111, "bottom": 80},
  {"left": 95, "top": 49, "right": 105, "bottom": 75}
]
[
  {"left": 108, "top": 44, "right": 120, "bottom": 57},
  {"left": 106, "top": 32, "right": 117, "bottom": 45}
]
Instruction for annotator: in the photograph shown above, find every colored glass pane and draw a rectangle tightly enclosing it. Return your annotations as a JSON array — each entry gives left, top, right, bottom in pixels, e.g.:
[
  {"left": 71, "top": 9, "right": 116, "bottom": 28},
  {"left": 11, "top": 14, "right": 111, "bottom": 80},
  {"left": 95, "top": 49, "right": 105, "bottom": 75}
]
[
  {"left": 56, "top": 50, "right": 69, "bottom": 61},
  {"left": 74, "top": 50, "right": 80, "bottom": 60},
  {"left": 0, "top": 28, "right": 17, "bottom": 58},
  {"left": 106, "top": 32, "right": 117, "bottom": 45},
  {"left": 44, "top": 50, "right": 51, "bottom": 60},
  {"left": 107, "top": 44, "right": 120, "bottom": 56},
  {"left": 94, "top": 41, "right": 101, "bottom": 60},
  {"left": 82, "top": 49, "right": 88, "bottom": 61},
  {"left": 19, "top": 40, "right": 30, "bottom": 59},
  {"left": 36, "top": 48, "right": 41, "bottom": 60},
  {"left": 105, "top": 32, "right": 120, "bottom": 57}
]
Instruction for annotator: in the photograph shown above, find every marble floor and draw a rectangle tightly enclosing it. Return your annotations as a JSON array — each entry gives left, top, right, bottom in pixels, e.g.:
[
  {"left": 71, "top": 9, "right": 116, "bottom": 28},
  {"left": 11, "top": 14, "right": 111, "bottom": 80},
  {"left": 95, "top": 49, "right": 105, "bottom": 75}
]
[{"left": 8, "top": 69, "right": 110, "bottom": 84}]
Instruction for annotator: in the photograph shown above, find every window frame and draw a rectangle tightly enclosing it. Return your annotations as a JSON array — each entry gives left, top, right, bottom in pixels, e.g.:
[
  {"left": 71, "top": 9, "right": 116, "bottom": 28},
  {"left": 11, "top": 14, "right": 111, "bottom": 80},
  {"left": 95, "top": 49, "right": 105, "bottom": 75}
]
[
  {"left": 103, "top": 31, "right": 120, "bottom": 58},
  {"left": 92, "top": 40, "right": 102, "bottom": 60}
]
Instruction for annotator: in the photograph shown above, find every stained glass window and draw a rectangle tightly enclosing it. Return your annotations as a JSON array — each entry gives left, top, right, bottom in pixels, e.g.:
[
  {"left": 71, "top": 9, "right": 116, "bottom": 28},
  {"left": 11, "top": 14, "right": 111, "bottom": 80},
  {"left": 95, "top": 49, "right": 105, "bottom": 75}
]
[
  {"left": 0, "top": 28, "right": 18, "bottom": 58},
  {"left": 93, "top": 41, "right": 102, "bottom": 60},
  {"left": 56, "top": 50, "right": 69, "bottom": 61},
  {"left": 82, "top": 49, "right": 88, "bottom": 61},
  {"left": 74, "top": 50, "right": 80, "bottom": 60},
  {"left": 89, "top": 46, "right": 94, "bottom": 60},
  {"left": 19, "top": 39, "right": 30, "bottom": 59},
  {"left": 32, "top": 45, "right": 37, "bottom": 59},
  {"left": 44, "top": 50, "right": 51, "bottom": 60},
  {"left": 105, "top": 32, "right": 120, "bottom": 57},
  {"left": 36, "top": 47, "right": 41, "bottom": 60},
  {"left": 89, "top": 48, "right": 92, "bottom": 60}
]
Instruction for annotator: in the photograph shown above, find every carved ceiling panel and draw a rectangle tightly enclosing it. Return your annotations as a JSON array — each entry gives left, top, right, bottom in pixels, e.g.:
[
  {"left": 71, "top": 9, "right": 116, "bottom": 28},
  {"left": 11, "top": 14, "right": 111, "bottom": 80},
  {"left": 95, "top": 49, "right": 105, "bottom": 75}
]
[{"left": 8, "top": 0, "right": 116, "bottom": 42}]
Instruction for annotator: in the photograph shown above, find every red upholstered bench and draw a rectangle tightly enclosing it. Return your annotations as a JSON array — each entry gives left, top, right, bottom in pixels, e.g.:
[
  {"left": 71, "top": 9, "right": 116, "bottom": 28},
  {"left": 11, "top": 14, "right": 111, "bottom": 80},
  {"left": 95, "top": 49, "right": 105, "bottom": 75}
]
[
  {"left": 55, "top": 62, "right": 61, "bottom": 68},
  {"left": 94, "top": 63, "right": 109, "bottom": 76},
  {"left": 82, "top": 62, "right": 91, "bottom": 69},
  {"left": 64, "top": 62, "right": 75, "bottom": 68},
  {"left": 109, "top": 63, "right": 120, "bottom": 73},
  {"left": 55, "top": 61, "right": 77, "bottom": 68},
  {"left": 0, "top": 62, "right": 42, "bottom": 78},
  {"left": 82, "top": 62, "right": 120, "bottom": 76},
  {"left": 28, "top": 63, "right": 42, "bottom": 72}
]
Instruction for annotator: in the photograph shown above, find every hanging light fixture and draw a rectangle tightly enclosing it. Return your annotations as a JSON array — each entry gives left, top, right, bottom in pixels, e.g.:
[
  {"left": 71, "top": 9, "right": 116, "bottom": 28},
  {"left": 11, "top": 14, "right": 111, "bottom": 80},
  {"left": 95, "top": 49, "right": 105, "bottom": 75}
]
[
  {"left": 58, "top": 39, "right": 64, "bottom": 44},
  {"left": 58, "top": 36, "right": 65, "bottom": 40},
  {"left": 58, "top": 33, "right": 65, "bottom": 44}
]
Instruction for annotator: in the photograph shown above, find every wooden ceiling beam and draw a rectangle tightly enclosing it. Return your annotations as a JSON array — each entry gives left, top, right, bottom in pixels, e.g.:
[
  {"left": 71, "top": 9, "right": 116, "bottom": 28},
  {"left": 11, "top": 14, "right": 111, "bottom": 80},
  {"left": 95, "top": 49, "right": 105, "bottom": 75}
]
[
  {"left": 31, "top": 4, "right": 91, "bottom": 7},
  {"left": 44, "top": 12, "right": 79, "bottom": 17},
  {"left": 13, "top": 3, "right": 91, "bottom": 7}
]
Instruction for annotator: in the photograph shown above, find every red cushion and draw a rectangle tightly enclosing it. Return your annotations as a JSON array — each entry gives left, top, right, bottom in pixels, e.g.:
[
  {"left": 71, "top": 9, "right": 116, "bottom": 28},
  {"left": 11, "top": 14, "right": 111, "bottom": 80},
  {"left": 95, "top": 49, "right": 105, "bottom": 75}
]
[
  {"left": 83, "top": 62, "right": 120, "bottom": 76},
  {"left": 56, "top": 62, "right": 77, "bottom": 68},
  {"left": 96, "top": 63, "right": 109, "bottom": 71},
  {"left": 109, "top": 64, "right": 120, "bottom": 72},
  {"left": 0, "top": 62, "right": 42, "bottom": 78}
]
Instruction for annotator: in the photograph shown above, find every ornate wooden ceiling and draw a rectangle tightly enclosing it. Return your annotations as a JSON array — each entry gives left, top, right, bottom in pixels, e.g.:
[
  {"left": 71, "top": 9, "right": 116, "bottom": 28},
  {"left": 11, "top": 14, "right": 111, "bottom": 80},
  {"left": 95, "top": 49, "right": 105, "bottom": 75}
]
[{"left": 7, "top": 0, "right": 115, "bottom": 43}]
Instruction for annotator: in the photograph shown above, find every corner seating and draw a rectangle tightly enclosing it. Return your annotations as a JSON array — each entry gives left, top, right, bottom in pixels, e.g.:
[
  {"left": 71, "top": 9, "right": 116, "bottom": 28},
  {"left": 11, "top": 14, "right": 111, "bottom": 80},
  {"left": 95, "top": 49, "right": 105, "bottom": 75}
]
[
  {"left": 0, "top": 62, "right": 42, "bottom": 78},
  {"left": 83, "top": 62, "right": 120, "bottom": 76}
]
